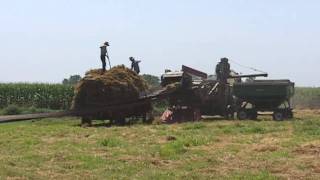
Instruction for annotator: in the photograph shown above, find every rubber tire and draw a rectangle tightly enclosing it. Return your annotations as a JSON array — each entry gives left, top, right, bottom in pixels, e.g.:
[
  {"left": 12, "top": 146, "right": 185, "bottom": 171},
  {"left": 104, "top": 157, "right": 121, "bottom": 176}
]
[
  {"left": 287, "top": 110, "right": 294, "bottom": 119},
  {"left": 248, "top": 110, "right": 258, "bottom": 120},
  {"left": 273, "top": 111, "right": 284, "bottom": 121},
  {"left": 237, "top": 110, "right": 248, "bottom": 120},
  {"left": 116, "top": 118, "right": 126, "bottom": 126},
  {"left": 81, "top": 117, "right": 92, "bottom": 127}
]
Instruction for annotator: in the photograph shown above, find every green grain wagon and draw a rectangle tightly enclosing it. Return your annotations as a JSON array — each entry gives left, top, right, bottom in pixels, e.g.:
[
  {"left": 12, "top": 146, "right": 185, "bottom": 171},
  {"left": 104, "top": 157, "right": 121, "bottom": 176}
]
[{"left": 233, "top": 80, "right": 295, "bottom": 120}]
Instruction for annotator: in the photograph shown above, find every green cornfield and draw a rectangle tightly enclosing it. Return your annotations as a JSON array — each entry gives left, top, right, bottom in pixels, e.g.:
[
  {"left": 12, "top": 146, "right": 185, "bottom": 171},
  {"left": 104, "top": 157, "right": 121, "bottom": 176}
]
[
  {"left": 0, "top": 83, "right": 74, "bottom": 110},
  {"left": 293, "top": 87, "right": 320, "bottom": 109},
  {"left": 0, "top": 83, "right": 319, "bottom": 111}
]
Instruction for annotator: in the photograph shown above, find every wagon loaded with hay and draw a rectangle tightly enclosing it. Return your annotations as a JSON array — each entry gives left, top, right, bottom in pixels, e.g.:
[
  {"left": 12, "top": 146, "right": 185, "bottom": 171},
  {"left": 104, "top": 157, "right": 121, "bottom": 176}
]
[
  {"left": 72, "top": 65, "right": 153, "bottom": 125},
  {"left": 0, "top": 65, "right": 177, "bottom": 125}
]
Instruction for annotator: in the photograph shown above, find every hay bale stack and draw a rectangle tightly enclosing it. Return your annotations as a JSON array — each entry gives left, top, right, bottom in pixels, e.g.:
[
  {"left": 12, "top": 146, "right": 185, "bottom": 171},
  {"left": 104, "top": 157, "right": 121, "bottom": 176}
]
[{"left": 72, "top": 65, "right": 148, "bottom": 111}]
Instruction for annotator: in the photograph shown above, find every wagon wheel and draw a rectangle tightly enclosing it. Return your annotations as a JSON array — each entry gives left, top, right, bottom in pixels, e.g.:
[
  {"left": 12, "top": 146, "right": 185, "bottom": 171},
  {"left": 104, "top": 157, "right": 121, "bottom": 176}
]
[
  {"left": 287, "top": 110, "right": 294, "bottom": 119},
  {"left": 249, "top": 111, "right": 258, "bottom": 120},
  {"left": 237, "top": 110, "right": 248, "bottom": 120},
  {"left": 81, "top": 116, "right": 92, "bottom": 127},
  {"left": 115, "top": 118, "right": 126, "bottom": 126},
  {"left": 273, "top": 111, "right": 284, "bottom": 121},
  {"left": 143, "top": 112, "right": 154, "bottom": 124}
]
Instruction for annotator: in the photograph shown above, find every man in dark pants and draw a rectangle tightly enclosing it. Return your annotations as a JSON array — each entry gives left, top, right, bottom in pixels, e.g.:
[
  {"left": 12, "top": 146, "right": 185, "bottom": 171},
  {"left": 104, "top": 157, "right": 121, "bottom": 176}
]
[
  {"left": 100, "top": 42, "right": 110, "bottom": 72},
  {"left": 216, "top": 57, "right": 231, "bottom": 82},
  {"left": 215, "top": 57, "right": 232, "bottom": 119},
  {"left": 129, "top": 57, "right": 141, "bottom": 74}
]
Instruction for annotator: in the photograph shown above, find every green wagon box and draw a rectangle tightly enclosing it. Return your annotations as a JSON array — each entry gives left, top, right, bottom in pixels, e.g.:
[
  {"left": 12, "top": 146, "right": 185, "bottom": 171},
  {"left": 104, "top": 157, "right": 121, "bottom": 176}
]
[{"left": 233, "top": 80, "right": 295, "bottom": 120}]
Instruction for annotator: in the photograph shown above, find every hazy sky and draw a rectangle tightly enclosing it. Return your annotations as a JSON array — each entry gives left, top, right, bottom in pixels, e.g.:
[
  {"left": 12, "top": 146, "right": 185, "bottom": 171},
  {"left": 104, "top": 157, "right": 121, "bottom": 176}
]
[{"left": 0, "top": 0, "right": 319, "bottom": 86}]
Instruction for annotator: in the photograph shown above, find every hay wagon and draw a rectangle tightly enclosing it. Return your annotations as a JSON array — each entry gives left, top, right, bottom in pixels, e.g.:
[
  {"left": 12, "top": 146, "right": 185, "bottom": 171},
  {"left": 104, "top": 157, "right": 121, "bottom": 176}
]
[{"left": 77, "top": 87, "right": 175, "bottom": 126}]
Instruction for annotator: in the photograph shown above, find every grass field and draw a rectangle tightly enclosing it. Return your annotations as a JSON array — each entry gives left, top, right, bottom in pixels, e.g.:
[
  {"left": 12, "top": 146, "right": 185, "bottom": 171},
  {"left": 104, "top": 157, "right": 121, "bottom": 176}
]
[{"left": 0, "top": 110, "right": 319, "bottom": 179}]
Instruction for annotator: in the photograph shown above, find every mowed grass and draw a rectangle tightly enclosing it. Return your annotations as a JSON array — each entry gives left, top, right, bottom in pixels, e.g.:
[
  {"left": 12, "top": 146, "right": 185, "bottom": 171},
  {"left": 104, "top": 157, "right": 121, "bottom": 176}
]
[{"left": 0, "top": 110, "right": 320, "bottom": 179}]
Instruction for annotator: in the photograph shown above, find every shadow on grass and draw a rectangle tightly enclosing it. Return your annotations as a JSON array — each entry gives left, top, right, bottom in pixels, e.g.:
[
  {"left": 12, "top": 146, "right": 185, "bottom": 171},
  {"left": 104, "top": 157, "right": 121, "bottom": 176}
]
[
  {"left": 75, "top": 118, "right": 154, "bottom": 128},
  {"left": 202, "top": 116, "right": 264, "bottom": 122}
]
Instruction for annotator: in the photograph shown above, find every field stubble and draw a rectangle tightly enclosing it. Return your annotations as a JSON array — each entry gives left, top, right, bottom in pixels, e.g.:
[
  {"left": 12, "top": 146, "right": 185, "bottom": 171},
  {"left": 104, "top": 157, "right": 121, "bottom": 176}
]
[{"left": 0, "top": 110, "right": 319, "bottom": 179}]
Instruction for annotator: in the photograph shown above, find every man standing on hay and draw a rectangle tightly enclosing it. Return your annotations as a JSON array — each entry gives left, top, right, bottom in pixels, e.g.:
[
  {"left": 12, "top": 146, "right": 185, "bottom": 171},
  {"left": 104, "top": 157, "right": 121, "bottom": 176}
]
[
  {"left": 129, "top": 57, "right": 141, "bottom": 74},
  {"left": 100, "top": 41, "right": 111, "bottom": 72}
]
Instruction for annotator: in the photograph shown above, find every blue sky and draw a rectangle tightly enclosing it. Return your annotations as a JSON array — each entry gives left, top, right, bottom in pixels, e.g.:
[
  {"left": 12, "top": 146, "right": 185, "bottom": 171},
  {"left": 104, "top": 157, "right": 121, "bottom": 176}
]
[{"left": 0, "top": 0, "right": 319, "bottom": 86}]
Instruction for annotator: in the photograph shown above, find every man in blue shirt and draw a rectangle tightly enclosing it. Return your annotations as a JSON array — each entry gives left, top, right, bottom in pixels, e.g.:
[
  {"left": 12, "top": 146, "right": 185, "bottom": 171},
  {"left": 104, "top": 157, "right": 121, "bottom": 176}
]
[{"left": 100, "top": 42, "right": 110, "bottom": 72}]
